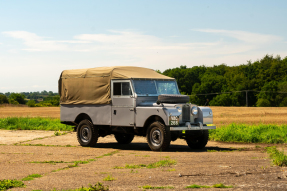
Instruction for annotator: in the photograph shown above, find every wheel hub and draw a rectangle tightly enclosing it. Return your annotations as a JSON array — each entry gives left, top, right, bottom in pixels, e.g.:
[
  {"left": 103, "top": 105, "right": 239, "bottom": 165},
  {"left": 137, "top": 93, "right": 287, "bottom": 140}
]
[
  {"left": 151, "top": 129, "right": 162, "bottom": 146},
  {"left": 80, "top": 126, "right": 90, "bottom": 143}
]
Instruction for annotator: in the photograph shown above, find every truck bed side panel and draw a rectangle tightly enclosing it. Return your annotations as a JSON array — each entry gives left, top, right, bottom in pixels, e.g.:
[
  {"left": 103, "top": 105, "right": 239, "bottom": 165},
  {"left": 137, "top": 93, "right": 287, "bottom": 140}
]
[{"left": 60, "top": 104, "right": 111, "bottom": 125}]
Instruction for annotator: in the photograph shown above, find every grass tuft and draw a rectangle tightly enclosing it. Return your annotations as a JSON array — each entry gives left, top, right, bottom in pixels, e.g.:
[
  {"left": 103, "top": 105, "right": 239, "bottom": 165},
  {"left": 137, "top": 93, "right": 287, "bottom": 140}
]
[
  {"left": 140, "top": 185, "right": 174, "bottom": 189},
  {"left": 54, "top": 130, "right": 67, "bottom": 136},
  {"left": 22, "top": 174, "right": 42, "bottom": 181},
  {"left": 185, "top": 184, "right": 210, "bottom": 188},
  {"left": 212, "top": 183, "right": 233, "bottom": 188},
  {"left": 103, "top": 175, "right": 116, "bottom": 181},
  {"left": 185, "top": 183, "right": 233, "bottom": 189},
  {"left": 266, "top": 146, "right": 287, "bottom": 166},
  {"left": 51, "top": 182, "right": 109, "bottom": 191},
  {"left": 114, "top": 159, "right": 177, "bottom": 170},
  {"left": 0, "top": 179, "right": 25, "bottom": 190}
]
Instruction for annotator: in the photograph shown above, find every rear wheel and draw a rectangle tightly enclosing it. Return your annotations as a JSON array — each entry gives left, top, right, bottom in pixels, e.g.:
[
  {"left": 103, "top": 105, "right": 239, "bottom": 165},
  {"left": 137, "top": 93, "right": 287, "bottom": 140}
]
[
  {"left": 186, "top": 130, "right": 209, "bottom": 149},
  {"left": 114, "top": 133, "right": 134, "bottom": 144},
  {"left": 146, "top": 121, "right": 171, "bottom": 151},
  {"left": 77, "top": 119, "right": 98, "bottom": 147}
]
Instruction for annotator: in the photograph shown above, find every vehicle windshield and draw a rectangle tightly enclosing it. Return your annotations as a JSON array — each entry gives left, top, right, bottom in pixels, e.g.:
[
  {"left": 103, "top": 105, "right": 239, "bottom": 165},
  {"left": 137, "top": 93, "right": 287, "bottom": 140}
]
[{"left": 133, "top": 80, "right": 179, "bottom": 95}]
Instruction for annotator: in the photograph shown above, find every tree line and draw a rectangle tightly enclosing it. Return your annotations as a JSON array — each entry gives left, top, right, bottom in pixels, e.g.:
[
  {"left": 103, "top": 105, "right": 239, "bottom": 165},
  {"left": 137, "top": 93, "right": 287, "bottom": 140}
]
[
  {"left": 161, "top": 54, "right": 287, "bottom": 107},
  {"left": 0, "top": 91, "right": 59, "bottom": 107}
]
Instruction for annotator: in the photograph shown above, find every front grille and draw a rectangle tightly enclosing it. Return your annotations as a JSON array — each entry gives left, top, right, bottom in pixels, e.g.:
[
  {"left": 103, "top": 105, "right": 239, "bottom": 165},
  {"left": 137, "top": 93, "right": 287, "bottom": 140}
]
[{"left": 182, "top": 105, "right": 190, "bottom": 122}]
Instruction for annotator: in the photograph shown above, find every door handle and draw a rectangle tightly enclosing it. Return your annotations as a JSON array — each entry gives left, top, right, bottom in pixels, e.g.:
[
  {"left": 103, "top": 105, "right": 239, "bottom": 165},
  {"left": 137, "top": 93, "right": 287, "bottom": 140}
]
[{"left": 129, "top": 108, "right": 134, "bottom": 111}]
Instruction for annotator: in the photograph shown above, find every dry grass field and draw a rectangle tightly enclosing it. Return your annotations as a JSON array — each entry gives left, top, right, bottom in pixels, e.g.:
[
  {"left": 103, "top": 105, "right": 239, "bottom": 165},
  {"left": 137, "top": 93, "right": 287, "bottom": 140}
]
[{"left": 1, "top": 106, "right": 287, "bottom": 127}]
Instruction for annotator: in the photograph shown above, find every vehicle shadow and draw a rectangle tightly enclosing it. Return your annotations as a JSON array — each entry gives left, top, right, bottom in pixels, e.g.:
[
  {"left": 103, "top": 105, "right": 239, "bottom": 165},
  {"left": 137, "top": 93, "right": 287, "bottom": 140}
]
[{"left": 93, "top": 142, "right": 235, "bottom": 152}]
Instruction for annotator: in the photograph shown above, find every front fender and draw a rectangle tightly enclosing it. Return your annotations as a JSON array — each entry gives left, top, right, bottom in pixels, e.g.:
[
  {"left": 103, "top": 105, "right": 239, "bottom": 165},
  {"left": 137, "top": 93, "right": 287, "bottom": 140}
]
[{"left": 195, "top": 107, "right": 213, "bottom": 124}]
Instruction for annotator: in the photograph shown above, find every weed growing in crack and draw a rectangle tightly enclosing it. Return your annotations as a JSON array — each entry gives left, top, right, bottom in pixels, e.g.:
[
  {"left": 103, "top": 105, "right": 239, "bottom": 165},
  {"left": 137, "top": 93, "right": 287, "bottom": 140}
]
[
  {"left": 22, "top": 174, "right": 42, "bottom": 181},
  {"left": 54, "top": 130, "right": 67, "bottom": 136},
  {"left": 113, "top": 159, "right": 177, "bottom": 169},
  {"left": 51, "top": 182, "right": 109, "bottom": 191},
  {"left": 103, "top": 175, "right": 116, "bottom": 181},
  {"left": 185, "top": 183, "right": 233, "bottom": 189},
  {"left": 140, "top": 185, "right": 174, "bottom": 189}
]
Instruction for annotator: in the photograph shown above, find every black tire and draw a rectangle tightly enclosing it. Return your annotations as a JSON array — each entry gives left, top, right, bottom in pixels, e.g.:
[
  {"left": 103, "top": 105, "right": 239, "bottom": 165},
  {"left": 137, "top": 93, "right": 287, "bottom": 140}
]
[
  {"left": 186, "top": 130, "right": 209, "bottom": 149},
  {"left": 146, "top": 121, "right": 171, "bottom": 151},
  {"left": 114, "top": 133, "right": 134, "bottom": 144},
  {"left": 158, "top": 94, "right": 189, "bottom": 103},
  {"left": 77, "top": 119, "right": 98, "bottom": 147}
]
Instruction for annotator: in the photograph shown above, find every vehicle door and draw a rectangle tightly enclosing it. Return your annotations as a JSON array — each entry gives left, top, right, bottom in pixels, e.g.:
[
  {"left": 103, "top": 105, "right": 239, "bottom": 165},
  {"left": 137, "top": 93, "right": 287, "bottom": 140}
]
[{"left": 111, "top": 80, "right": 135, "bottom": 126}]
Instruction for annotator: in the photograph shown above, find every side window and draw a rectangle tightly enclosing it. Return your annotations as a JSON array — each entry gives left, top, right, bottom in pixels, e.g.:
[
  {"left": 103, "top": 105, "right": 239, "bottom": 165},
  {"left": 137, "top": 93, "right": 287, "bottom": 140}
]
[
  {"left": 113, "top": 83, "right": 121, "bottom": 95},
  {"left": 113, "top": 82, "right": 132, "bottom": 96}
]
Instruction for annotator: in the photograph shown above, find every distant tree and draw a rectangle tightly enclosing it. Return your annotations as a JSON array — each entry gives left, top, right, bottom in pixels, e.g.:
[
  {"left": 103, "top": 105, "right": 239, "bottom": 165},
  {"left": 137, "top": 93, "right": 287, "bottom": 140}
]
[
  {"left": 257, "top": 81, "right": 278, "bottom": 106},
  {"left": 0, "top": 94, "right": 9, "bottom": 104},
  {"left": 209, "top": 94, "right": 239, "bottom": 106},
  {"left": 256, "top": 99, "right": 271, "bottom": 107},
  {"left": 27, "top": 100, "right": 36, "bottom": 107},
  {"left": 9, "top": 93, "right": 26, "bottom": 104}
]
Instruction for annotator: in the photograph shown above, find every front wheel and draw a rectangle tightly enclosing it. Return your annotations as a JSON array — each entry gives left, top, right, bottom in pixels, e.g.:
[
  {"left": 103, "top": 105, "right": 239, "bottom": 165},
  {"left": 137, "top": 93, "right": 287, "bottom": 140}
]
[
  {"left": 186, "top": 130, "right": 209, "bottom": 149},
  {"left": 77, "top": 119, "right": 98, "bottom": 147},
  {"left": 114, "top": 133, "right": 134, "bottom": 144},
  {"left": 146, "top": 121, "right": 171, "bottom": 151}
]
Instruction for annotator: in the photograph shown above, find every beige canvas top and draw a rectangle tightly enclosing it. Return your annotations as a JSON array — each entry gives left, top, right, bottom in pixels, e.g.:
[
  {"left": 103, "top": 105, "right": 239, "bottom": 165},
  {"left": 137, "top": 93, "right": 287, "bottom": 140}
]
[{"left": 59, "top": 66, "right": 173, "bottom": 105}]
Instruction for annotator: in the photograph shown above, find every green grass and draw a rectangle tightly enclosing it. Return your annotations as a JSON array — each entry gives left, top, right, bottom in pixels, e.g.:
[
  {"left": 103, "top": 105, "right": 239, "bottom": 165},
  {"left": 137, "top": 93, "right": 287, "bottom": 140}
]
[
  {"left": 209, "top": 124, "right": 287, "bottom": 143},
  {"left": 140, "top": 185, "right": 174, "bottom": 189},
  {"left": 96, "top": 151, "right": 119, "bottom": 158},
  {"left": 21, "top": 174, "right": 42, "bottom": 181},
  {"left": 0, "top": 117, "right": 73, "bottom": 131},
  {"left": 114, "top": 159, "right": 177, "bottom": 169},
  {"left": 0, "top": 179, "right": 25, "bottom": 190},
  {"left": 54, "top": 130, "right": 67, "bottom": 136},
  {"left": 266, "top": 146, "right": 287, "bottom": 166},
  {"left": 185, "top": 183, "right": 233, "bottom": 189},
  {"left": 51, "top": 182, "right": 109, "bottom": 191},
  {"left": 29, "top": 160, "right": 68, "bottom": 164},
  {"left": 102, "top": 175, "right": 116, "bottom": 181},
  {"left": 15, "top": 143, "right": 76, "bottom": 147},
  {"left": 212, "top": 183, "right": 233, "bottom": 188},
  {"left": 185, "top": 184, "right": 210, "bottom": 188}
]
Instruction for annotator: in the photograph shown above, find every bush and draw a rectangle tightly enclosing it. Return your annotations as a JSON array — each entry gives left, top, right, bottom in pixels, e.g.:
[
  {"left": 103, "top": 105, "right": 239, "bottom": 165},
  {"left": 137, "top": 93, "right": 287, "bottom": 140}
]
[
  {"left": 189, "top": 95, "right": 200, "bottom": 105},
  {"left": 256, "top": 98, "right": 271, "bottom": 107},
  {"left": 209, "top": 94, "right": 239, "bottom": 106},
  {"left": 9, "top": 93, "right": 26, "bottom": 104},
  {"left": 279, "top": 97, "right": 287, "bottom": 107},
  {"left": 8, "top": 99, "right": 19, "bottom": 105},
  {"left": 0, "top": 94, "right": 9, "bottom": 104},
  {"left": 27, "top": 100, "right": 36, "bottom": 107}
]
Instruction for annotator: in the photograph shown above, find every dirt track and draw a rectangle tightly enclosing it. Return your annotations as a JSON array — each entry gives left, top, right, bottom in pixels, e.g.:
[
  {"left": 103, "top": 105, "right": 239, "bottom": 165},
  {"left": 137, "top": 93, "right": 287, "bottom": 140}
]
[{"left": 1, "top": 130, "right": 287, "bottom": 190}]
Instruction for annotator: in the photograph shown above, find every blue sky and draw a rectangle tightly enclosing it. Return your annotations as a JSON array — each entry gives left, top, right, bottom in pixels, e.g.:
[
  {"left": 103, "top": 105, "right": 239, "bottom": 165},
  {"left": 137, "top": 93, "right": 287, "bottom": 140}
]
[{"left": 1, "top": 0, "right": 287, "bottom": 92}]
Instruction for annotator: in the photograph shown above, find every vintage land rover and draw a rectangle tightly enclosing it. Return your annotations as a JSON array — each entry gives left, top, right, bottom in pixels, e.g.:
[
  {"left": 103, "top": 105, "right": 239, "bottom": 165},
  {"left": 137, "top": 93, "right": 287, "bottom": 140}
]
[{"left": 59, "top": 66, "right": 215, "bottom": 151}]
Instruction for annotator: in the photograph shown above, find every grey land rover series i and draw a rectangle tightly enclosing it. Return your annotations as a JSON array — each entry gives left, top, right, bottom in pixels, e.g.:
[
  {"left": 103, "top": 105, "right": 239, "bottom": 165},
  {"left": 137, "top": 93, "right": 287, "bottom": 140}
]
[{"left": 59, "top": 66, "right": 216, "bottom": 151}]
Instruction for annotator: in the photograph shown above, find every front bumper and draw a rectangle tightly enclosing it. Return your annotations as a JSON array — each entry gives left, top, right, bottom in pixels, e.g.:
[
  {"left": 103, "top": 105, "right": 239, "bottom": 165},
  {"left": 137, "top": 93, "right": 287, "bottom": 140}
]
[{"left": 169, "top": 122, "right": 216, "bottom": 131}]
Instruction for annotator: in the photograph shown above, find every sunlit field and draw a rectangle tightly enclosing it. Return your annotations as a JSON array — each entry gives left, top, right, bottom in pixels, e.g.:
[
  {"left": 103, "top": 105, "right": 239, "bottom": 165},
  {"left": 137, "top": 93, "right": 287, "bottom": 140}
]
[{"left": 1, "top": 106, "right": 287, "bottom": 127}]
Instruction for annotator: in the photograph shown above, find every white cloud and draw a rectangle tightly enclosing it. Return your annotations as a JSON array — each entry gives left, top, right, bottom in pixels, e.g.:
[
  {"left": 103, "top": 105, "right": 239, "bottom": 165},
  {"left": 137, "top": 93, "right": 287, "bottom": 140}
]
[
  {"left": 192, "top": 29, "right": 282, "bottom": 44},
  {"left": 2, "top": 31, "right": 90, "bottom": 51},
  {"left": 2, "top": 29, "right": 286, "bottom": 69}
]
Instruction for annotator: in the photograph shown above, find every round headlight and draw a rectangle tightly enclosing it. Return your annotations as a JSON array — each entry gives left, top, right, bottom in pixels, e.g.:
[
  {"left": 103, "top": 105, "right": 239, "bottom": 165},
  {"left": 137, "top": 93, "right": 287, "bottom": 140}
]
[
  {"left": 191, "top": 106, "right": 198, "bottom": 115},
  {"left": 176, "top": 106, "right": 182, "bottom": 113}
]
